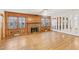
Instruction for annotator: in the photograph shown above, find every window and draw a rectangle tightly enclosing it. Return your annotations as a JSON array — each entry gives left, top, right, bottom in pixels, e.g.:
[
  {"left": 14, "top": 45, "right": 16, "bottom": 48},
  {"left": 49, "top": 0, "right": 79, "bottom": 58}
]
[
  {"left": 18, "top": 17, "right": 26, "bottom": 28},
  {"left": 8, "top": 16, "right": 17, "bottom": 29}
]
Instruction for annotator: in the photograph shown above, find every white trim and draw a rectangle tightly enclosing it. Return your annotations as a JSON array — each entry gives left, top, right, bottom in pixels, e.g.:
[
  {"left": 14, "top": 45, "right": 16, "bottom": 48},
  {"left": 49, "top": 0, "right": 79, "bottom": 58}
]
[{"left": 52, "top": 29, "right": 79, "bottom": 36}]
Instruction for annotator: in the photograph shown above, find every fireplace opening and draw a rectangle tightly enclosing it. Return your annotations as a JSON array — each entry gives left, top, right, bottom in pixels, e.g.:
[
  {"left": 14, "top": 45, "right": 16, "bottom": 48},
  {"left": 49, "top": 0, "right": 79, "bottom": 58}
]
[{"left": 31, "top": 27, "right": 39, "bottom": 33}]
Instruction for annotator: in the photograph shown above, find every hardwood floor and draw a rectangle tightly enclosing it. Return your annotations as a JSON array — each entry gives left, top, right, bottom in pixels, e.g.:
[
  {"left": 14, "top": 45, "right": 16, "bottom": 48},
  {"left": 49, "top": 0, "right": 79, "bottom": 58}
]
[{"left": 0, "top": 31, "right": 79, "bottom": 50}]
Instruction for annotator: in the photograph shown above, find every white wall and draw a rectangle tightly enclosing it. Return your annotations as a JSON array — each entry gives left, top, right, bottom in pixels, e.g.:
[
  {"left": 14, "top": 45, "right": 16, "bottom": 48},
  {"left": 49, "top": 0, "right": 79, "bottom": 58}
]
[{"left": 50, "top": 11, "right": 79, "bottom": 36}]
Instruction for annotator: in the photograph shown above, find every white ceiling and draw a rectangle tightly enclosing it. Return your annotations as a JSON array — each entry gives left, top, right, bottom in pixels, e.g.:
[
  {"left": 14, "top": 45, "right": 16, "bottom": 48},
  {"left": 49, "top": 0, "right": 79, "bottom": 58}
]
[
  {"left": 0, "top": 9, "right": 79, "bottom": 16},
  {"left": 47, "top": 9, "right": 79, "bottom": 16}
]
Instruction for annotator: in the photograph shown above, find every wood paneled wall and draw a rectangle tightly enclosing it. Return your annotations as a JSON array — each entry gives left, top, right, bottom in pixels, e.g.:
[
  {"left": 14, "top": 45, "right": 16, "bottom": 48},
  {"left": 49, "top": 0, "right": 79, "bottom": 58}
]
[
  {"left": 1, "top": 11, "right": 51, "bottom": 39},
  {"left": 4, "top": 11, "right": 41, "bottom": 39}
]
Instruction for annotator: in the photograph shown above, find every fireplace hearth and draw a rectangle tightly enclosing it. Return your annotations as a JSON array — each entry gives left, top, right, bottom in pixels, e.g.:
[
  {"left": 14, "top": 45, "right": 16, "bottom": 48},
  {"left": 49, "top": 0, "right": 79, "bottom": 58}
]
[
  {"left": 31, "top": 27, "right": 39, "bottom": 33},
  {"left": 28, "top": 23, "right": 40, "bottom": 33}
]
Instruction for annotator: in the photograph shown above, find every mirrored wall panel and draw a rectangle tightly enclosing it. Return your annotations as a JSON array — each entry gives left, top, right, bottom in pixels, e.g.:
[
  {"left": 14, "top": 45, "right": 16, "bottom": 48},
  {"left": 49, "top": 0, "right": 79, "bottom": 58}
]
[
  {"left": 18, "top": 17, "right": 26, "bottom": 28},
  {"left": 41, "top": 17, "right": 50, "bottom": 27},
  {"left": 51, "top": 17, "right": 70, "bottom": 32},
  {"left": 0, "top": 16, "right": 2, "bottom": 40},
  {"left": 0, "top": 16, "right": 2, "bottom": 29},
  {"left": 8, "top": 16, "right": 17, "bottom": 29},
  {"left": 51, "top": 18, "right": 57, "bottom": 29}
]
